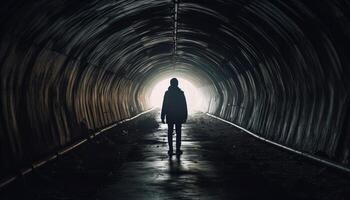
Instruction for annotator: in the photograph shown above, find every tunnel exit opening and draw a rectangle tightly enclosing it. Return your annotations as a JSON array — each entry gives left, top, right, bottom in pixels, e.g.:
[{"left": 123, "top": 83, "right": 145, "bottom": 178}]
[{"left": 149, "top": 77, "right": 206, "bottom": 113}]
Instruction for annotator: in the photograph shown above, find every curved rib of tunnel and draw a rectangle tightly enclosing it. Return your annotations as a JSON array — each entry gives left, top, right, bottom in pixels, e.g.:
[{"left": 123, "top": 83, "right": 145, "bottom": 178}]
[{"left": 1, "top": 0, "right": 350, "bottom": 179}]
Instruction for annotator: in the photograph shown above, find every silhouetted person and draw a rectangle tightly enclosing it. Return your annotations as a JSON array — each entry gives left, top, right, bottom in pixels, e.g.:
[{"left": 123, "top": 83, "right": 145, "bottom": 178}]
[{"left": 161, "top": 78, "right": 188, "bottom": 156}]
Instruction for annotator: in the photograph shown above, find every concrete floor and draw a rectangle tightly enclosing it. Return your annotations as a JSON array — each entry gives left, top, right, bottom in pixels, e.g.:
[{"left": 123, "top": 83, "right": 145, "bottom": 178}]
[
  {"left": 96, "top": 113, "right": 293, "bottom": 200},
  {"left": 1, "top": 111, "right": 349, "bottom": 200}
]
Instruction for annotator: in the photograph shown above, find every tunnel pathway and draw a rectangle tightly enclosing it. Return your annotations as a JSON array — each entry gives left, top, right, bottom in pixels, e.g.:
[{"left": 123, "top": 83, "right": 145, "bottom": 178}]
[{"left": 96, "top": 112, "right": 294, "bottom": 200}]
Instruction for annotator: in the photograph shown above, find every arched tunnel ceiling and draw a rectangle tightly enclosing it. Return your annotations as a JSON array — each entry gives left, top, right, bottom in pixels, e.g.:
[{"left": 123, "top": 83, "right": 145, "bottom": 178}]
[
  {"left": 2, "top": 0, "right": 349, "bottom": 86},
  {"left": 1, "top": 0, "right": 350, "bottom": 178}
]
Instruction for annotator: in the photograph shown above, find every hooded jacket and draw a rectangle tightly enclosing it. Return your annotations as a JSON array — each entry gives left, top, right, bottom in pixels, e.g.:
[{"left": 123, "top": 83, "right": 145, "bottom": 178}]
[{"left": 161, "top": 86, "right": 188, "bottom": 123}]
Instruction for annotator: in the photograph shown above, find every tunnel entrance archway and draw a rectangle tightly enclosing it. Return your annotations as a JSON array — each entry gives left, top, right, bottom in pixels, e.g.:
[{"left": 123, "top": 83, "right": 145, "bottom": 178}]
[{"left": 148, "top": 77, "right": 207, "bottom": 113}]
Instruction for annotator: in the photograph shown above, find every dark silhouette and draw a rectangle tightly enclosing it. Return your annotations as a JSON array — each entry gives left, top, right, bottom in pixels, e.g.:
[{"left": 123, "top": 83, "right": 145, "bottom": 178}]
[{"left": 161, "top": 78, "right": 188, "bottom": 156}]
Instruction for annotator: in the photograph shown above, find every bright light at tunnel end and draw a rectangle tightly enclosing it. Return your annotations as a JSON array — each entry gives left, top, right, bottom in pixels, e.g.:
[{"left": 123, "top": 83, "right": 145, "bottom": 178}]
[{"left": 149, "top": 78, "right": 207, "bottom": 113}]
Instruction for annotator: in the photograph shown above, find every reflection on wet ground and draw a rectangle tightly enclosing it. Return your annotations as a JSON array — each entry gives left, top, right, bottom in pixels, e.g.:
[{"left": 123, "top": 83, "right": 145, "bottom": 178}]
[
  {"left": 1, "top": 111, "right": 349, "bottom": 199},
  {"left": 97, "top": 113, "right": 292, "bottom": 200}
]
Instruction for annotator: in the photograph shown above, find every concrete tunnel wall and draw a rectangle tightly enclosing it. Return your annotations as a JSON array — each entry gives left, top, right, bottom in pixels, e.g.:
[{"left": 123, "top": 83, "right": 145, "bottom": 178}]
[{"left": 1, "top": 0, "right": 350, "bottom": 179}]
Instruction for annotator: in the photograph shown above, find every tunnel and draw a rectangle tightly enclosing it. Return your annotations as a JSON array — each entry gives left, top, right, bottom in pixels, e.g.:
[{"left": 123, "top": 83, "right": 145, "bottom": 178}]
[{"left": 1, "top": 0, "right": 350, "bottom": 199}]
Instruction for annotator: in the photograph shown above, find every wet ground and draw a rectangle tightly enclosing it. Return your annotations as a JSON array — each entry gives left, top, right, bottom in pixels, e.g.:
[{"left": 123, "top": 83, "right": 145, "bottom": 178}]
[{"left": 1, "top": 110, "right": 350, "bottom": 199}]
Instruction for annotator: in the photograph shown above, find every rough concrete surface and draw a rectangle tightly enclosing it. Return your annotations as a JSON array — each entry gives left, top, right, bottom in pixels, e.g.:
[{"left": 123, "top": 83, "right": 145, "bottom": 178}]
[{"left": 1, "top": 110, "right": 349, "bottom": 200}]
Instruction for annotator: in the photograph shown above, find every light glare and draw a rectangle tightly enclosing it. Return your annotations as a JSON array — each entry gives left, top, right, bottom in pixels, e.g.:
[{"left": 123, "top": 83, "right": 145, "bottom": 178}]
[{"left": 149, "top": 78, "right": 205, "bottom": 113}]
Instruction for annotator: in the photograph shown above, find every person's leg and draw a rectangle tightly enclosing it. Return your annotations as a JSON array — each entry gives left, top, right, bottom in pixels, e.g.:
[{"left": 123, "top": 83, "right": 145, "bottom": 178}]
[
  {"left": 175, "top": 123, "right": 182, "bottom": 154},
  {"left": 167, "top": 123, "right": 174, "bottom": 155}
]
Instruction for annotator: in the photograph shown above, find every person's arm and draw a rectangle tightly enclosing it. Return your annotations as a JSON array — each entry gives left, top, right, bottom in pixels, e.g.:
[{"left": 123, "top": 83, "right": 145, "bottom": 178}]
[
  {"left": 161, "top": 92, "right": 168, "bottom": 123},
  {"left": 182, "top": 92, "right": 188, "bottom": 122}
]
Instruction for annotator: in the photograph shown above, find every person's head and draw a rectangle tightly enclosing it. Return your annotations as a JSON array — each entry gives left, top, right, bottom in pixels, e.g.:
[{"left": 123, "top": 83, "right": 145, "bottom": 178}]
[{"left": 170, "top": 78, "right": 178, "bottom": 87}]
